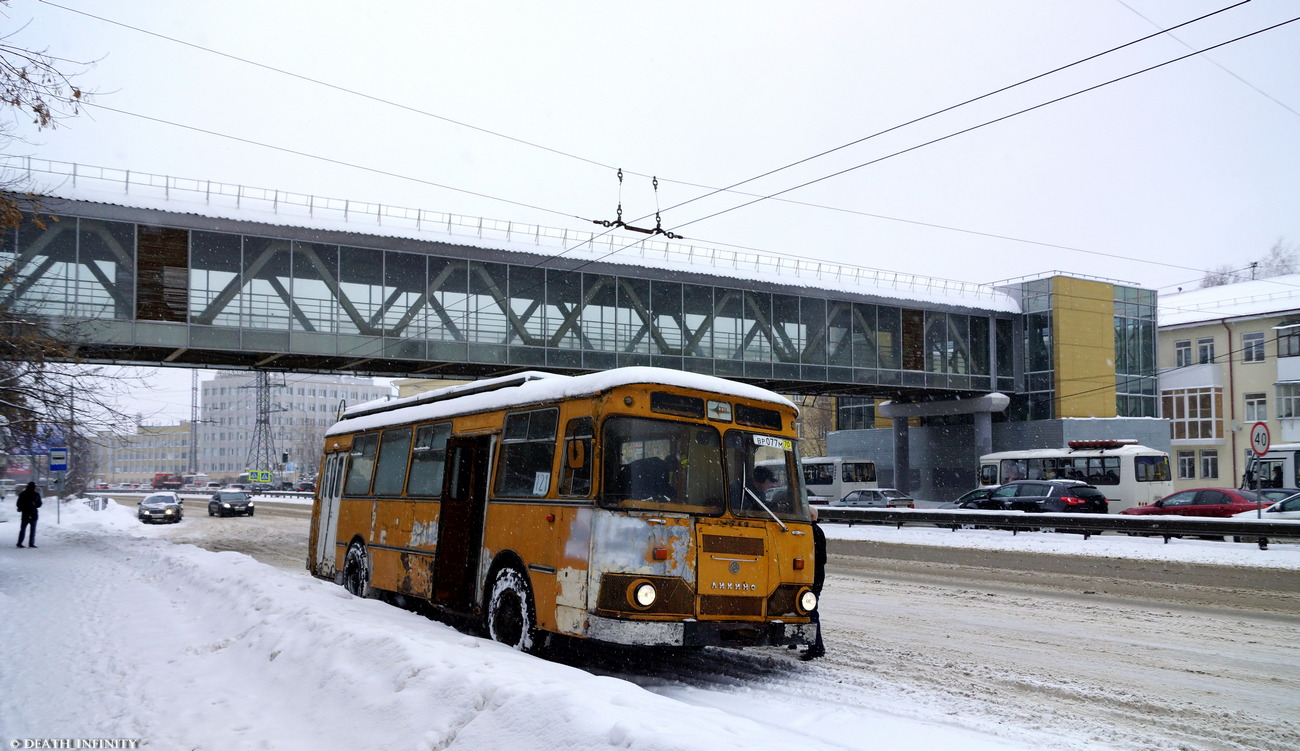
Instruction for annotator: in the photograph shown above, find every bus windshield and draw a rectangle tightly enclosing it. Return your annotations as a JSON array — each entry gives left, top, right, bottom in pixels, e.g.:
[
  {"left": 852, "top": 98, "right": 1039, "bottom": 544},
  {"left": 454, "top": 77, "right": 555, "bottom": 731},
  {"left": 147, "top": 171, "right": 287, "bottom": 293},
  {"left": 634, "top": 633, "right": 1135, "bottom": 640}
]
[
  {"left": 600, "top": 417, "right": 725, "bottom": 514},
  {"left": 725, "top": 430, "right": 807, "bottom": 521}
]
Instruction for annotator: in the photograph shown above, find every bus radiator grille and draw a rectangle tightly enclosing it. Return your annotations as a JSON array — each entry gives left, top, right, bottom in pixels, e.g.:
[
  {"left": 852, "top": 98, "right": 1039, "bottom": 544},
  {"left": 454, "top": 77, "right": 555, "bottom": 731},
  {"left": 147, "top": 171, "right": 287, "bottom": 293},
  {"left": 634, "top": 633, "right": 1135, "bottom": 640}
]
[
  {"left": 700, "top": 595, "right": 763, "bottom": 617},
  {"left": 701, "top": 535, "right": 764, "bottom": 556}
]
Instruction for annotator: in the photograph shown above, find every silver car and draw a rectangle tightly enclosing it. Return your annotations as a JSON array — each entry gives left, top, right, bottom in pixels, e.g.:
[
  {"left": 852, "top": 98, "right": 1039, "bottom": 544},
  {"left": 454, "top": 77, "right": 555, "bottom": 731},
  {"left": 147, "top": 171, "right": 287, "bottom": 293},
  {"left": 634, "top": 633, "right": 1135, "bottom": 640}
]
[{"left": 138, "top": 492, "right": 184, "bottom": 524}]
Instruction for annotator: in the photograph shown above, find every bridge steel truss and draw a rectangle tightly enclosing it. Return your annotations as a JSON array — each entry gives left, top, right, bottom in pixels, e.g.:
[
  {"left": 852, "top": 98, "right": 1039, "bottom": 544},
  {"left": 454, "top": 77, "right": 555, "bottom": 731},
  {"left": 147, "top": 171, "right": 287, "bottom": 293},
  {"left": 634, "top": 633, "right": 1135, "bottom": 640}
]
[{"left": 0, "top": 199, "right": 1020, "bottom": 398}]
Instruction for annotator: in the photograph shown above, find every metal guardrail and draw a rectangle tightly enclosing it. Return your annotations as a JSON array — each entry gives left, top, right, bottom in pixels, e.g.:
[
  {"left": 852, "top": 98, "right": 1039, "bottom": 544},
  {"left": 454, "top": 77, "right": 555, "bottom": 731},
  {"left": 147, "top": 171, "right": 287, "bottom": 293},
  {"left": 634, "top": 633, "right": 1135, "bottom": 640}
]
[{"left": 817, "top": 507, "right": 1300, "bottom": 550}]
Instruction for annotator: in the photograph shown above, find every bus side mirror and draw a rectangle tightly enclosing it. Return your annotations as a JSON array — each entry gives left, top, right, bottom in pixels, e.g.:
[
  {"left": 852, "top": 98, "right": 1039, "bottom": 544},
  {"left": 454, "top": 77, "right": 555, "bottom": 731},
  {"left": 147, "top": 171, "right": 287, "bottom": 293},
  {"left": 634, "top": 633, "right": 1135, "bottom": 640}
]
[{"left": 567, "top": 440, "right": 586, "bottom": 469}]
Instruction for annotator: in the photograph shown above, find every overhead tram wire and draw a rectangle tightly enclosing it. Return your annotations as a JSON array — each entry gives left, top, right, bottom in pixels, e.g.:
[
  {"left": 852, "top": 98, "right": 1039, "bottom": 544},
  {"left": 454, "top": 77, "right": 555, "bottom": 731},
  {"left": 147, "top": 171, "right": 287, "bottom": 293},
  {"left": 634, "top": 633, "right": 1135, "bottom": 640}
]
[
  {"left": 80, "top": 102, "right": 586, "bottom": 224},
  {"left": 1116, "top": 0, "right": 1300, "bottom": 120},
  {"left": 649, "top": 0, "right": 1257, "bottom": 218},
  {"left": 70, "top": 101, "right": 1300, "bottom": 349},
  {"left": 659, "top": 14, "right": 1300, "bottom": 238},
  {"left": 35, "top": 0, "right": 618, "bottom": 175},
  {"left": 41, "top": 0, "right": 1261, "bottom": 271}
]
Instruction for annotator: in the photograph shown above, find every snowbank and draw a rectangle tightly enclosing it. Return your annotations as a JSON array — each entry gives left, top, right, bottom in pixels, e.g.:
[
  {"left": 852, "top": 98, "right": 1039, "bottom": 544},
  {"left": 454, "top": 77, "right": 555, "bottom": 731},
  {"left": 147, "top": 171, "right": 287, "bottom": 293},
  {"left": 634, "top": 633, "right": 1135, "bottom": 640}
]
[{"left": 0, "top": 499, "right": 1033, "bottom": 750}]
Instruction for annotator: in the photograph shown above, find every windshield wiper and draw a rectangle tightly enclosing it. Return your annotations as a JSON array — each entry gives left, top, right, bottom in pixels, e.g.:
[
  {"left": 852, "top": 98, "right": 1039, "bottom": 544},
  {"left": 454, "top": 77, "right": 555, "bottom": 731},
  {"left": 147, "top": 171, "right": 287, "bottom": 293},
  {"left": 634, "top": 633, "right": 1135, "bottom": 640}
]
[{"left": 744, "top": 487, "right": 789, "bottom": 532}]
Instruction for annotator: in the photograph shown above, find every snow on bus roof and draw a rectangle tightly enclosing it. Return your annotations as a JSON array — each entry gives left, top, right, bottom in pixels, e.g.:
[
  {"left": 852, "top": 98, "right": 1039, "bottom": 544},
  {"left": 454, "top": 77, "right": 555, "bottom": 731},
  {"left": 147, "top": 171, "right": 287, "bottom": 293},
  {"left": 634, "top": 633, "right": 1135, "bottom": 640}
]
[{"left": 329, "top": 367, "right": 795, "bottom": 437}]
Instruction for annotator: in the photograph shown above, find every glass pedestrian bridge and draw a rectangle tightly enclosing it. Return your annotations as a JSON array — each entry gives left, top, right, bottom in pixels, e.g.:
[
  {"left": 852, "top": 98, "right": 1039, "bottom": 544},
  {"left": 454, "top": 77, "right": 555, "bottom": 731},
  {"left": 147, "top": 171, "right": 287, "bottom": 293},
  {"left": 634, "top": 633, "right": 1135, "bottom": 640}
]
[{"left": 1, "top": 159, "right": 1032, "bottom": 398}]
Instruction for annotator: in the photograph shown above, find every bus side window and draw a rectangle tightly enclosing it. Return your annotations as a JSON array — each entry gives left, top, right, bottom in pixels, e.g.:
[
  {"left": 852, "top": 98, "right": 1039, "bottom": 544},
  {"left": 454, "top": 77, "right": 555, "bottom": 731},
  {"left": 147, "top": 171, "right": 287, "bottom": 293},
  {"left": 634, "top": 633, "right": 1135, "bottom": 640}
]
[
  {"left": 495, "top": 408, "right": 560, "bottom": 497},
  {"left": 407, "top": 423, "right": 452, "bottom": 496},
  {"left": 372, "top": 427, "right": 413, "bottom": 496},
  {"left": 343, "top": 433, "right": 379, "bottom": 496},
  {"left": 560, "top": 418, "right": 593, "bottom": 497}
]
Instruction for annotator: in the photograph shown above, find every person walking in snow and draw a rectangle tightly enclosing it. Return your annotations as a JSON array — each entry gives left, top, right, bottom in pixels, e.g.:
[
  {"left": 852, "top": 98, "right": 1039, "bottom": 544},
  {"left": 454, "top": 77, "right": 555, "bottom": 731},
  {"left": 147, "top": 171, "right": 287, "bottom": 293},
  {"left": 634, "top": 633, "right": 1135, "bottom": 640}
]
[
  {"left": 16, "top": 481, "right": 42, "bottom": 548},
  {"left": 801, "top": 505, "right": 826, "bottom": 660}
]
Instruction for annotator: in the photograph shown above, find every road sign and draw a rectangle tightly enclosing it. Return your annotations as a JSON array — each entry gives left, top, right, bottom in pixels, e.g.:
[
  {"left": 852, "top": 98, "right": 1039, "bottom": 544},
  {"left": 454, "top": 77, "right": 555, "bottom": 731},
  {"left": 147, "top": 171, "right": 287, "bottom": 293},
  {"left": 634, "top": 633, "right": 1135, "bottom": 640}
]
[
  {"left": 49, "top": 447, "right": 68, "bottom": 472},
  {"left": 1250, "top": 421, "right": 1271, "bottom": 457}
]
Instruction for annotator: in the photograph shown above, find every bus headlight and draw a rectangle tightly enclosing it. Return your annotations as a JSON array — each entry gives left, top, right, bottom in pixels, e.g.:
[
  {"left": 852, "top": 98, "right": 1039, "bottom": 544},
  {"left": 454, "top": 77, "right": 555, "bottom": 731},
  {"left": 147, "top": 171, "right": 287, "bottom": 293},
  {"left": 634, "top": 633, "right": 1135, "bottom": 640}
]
[
  {"left": 797, "top": 588, "right": 817, "bottom": 615},
  {"left": 628, "top": 580, "right": 657, "bottom": 610}
]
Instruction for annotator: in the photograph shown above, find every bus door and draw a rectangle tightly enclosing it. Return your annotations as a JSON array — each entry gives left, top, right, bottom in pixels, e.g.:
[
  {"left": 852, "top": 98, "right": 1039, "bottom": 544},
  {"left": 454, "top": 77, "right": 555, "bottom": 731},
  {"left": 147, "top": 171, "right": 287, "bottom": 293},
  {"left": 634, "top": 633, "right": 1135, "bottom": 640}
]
[
  {"left": 312, "top": 452, "right": 347, "bottom": 578},
  {"left": 433, "top": 435, "right": 491, "bottom": 609}
]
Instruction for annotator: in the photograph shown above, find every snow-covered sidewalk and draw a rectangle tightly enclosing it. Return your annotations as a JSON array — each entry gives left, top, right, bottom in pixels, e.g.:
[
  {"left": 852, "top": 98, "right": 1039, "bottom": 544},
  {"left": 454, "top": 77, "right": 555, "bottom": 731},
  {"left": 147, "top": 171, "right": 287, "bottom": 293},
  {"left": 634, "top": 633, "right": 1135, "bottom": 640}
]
[{"left": 0, "top": 500, "right": 1027, "bottom": 751}]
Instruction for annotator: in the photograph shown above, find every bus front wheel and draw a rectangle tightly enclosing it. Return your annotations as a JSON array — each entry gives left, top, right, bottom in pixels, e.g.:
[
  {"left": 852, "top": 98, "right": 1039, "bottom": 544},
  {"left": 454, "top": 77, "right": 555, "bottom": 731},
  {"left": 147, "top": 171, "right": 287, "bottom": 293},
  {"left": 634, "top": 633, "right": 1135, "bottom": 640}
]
[
  {"left": 487, "top": 567, "right": 541, "bottom": 654},
  {"left": 342, "top": 541, "right": 373, "bottom": 598}
]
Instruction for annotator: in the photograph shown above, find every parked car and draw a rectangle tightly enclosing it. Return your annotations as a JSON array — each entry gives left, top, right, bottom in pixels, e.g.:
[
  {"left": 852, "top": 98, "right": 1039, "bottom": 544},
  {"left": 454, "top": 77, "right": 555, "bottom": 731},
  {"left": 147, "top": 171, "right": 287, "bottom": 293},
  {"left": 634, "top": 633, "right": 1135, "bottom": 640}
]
[
  {"left": 209, "top": 490, "right": 255, "bottom": 517},
  {"left": 959, "top": 480, "right": 1109, "bottom": 513},
  {"left": 1232, "top": 492, "right": 1300, "bottom": 521},
  {"left": 834, "top": 488, "right": 915, "bottom": 508},
  {"left": 943, "top": 487, "right": 996, "bottom": 509},
  {"left": 1120, "top": 488, "right": 1266, "bottom": 518},
  {"left": 137, "top": 492, "right": 184, "bottom": 524},
  {"left": 1254, "top": 487, "right": 1300, "bottom": 504}
]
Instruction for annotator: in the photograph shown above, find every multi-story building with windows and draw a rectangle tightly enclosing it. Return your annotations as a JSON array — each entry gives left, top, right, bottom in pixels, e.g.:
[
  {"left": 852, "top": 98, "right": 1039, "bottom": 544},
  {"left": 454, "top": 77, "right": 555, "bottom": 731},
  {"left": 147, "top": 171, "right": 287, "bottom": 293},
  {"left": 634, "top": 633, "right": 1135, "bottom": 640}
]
[
  {"left": 91, "top": 423, "right": 192, "bottom": 486},
  {"left": 828, "top": 273, "right": 1167, "bottom": 501},
  {"left": 1157, "top": 274, "right": 1300, "bottom": 491},
  {"left": 199, "top": 372, "right": 391, "bottom": 481}
]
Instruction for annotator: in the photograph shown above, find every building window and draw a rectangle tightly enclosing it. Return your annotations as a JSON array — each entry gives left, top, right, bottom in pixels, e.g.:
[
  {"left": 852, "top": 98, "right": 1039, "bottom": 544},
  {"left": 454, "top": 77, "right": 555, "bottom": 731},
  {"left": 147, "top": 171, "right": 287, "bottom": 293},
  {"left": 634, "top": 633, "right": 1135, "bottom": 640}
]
[
  {"left": 1161, "top": 387, "right": 1223, "bottom": 440},
  {"left": 1280, "top": 327, "right": 1300, "bottom": 358},
  {"left": 1177, "top": 450, "right": 1195, "bottom": 479},
  {"left": 1197, "top": 337, "right": 1215, "bottom": 364},
  {"left": 1243, "top": 332, "right": 1265, "bottom": 363},
  {"left": 1200, "top": 450, "right": 1218, "bottom": 479},
  {"left": 1245, "top": 393, "right": 1267, "bottom": 422},
  {"left": 1174, "top": 340, "right": 1192, "bottom": 368},
  {"left": 1278, "top": 383, "right": 1300, "bottom": 418}
]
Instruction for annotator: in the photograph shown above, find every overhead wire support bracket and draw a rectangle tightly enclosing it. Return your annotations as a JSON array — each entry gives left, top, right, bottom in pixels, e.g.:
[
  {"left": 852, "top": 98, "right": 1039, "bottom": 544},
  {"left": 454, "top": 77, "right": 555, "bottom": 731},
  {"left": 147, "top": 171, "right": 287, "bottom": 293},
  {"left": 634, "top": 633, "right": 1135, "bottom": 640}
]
[{"left": 591, "top": 169, "right": 683, "bottom": 239}]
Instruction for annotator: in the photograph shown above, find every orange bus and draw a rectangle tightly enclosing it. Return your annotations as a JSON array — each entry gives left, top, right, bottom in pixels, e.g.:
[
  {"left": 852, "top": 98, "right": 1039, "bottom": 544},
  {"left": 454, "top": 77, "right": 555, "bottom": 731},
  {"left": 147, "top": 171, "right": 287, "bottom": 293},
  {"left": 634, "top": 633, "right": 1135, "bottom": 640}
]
[{"left": 307, "top": 367, "right": 819, "bottom": 653}]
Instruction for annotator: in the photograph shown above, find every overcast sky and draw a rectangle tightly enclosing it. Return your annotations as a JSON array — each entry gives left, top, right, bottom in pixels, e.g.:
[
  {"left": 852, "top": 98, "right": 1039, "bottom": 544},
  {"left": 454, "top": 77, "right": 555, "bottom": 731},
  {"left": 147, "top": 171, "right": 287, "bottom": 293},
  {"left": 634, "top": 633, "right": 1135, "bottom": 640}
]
[{"left": 5, "top": 0, "right": 1300, "bottom": 421}]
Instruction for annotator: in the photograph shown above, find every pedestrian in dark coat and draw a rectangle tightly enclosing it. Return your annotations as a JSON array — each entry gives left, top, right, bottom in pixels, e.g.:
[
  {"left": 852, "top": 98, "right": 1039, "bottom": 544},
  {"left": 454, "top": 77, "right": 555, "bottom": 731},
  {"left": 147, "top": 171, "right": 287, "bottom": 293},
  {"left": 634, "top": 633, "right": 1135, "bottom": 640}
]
[
  {"left": 16, "top": 482, "right": 42, "bottom": 548},
  {"left": 801, "top": 506, "right": 827, "bottom": 660}
]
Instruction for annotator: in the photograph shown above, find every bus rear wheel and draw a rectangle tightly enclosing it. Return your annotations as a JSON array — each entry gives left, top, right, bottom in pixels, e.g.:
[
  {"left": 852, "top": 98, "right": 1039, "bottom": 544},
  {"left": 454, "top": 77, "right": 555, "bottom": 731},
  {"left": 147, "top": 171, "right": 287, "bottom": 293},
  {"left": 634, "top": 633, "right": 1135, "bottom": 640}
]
[
  {"left": 342, "top": 541, "right": 372, "bottom": 598},
  {"left": 487, "top": 567, "right": 541, "bottom": 654}
]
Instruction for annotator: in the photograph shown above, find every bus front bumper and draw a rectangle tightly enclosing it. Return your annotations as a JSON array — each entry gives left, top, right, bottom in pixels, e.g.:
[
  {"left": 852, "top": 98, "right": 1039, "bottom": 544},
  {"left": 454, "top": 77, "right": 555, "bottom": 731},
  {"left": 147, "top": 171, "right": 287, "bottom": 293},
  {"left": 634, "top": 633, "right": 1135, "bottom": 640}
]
[{"left": 586, "top": 614, "right": 818, "bottom": 648}]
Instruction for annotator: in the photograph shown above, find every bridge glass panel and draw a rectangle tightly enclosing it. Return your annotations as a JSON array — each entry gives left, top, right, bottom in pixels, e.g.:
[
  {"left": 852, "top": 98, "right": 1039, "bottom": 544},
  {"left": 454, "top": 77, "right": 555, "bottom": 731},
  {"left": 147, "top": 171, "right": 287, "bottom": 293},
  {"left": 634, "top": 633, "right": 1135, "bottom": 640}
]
[
  {"left": 4, "top": 214, "right": 75, "bottom": 316},
  {"left": 970, "top": 316, "right": 990, "bottom": 377},
  {"left": 190, "top": 231, "right": 242, "bottom": 327},
  {"left": 76, "top": 219, "right": 135, "bottom": 320},
  {"left": 852, "top": 303, "right": 879, "bottom": 369},
  {"left": 617, "top": 277, "right": 652, "bottom": 354},
  {"left": 825, "top": 302, "right": 851, "bottom": 367},
  {"left": 772, "top": 293, "right": 801, "bottom": 364},
  {"left": 508, "top": 265, "right": 545, "bottom": 347},
  {"left": 713, "top": 288, "right": 742, "bottom": 373},
  {"left": 579, "top": 272, "right": 615, "bottom": 352},
  {"left": 466, "top": 261, "right": 509, "bottom": 351},
  {"left": 652, "top": 280, "right": 683, "bottom": 355},
  {"left": 741, "top": 290, "right": 772, "bottom": 362},
  {"left": 290, "top": 242, "right": 339, "bottom": 334},
  {"left": 681, "top": 283, "right": 713, "bottom": 358},
  {"left": 426, "top": 257, "right": 467, "bottom": 343},
  {"left": 338, "top": 245, "right": 384, "bottom": 336},
  {"left": 545, "top": 268, "right": 581, "bottom": 349},
  {"left": 877, "top": 306, "right": 902, "bottom": 382},
  {"left": 241, "top": 237, "right": 293, "bottom": 330},
  {"left": 381, "top": 251, "right": 427, "bottom": 339}
]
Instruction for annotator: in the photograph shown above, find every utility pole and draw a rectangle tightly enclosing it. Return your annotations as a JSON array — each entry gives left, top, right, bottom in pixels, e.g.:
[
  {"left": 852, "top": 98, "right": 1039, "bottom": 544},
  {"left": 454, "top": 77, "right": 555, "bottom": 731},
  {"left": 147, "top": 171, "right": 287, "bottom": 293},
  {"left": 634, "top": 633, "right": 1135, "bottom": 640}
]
[
  {"left": 188, "top": 369, "right": 199, "bottom": 475},
  {"left": 244, "top": 371, "right": 284, "bottom": 486}
]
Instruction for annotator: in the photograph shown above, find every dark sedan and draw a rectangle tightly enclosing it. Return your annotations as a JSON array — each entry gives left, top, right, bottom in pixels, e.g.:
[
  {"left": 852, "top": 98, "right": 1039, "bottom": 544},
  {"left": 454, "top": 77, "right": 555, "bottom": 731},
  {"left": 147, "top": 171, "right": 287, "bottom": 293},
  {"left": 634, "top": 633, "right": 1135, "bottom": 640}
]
[
  {"left": 1120, "top": 488, "right": 1266, "bottom": 518},
  {"left": 960, "top": 480, "right": 1109, "bottom": 513},
  {"left": 138, "top": 492, "right": 184, "bottom": 524},
  {"left": 208, "top": 490, "right": 255, "bottom": 517}
]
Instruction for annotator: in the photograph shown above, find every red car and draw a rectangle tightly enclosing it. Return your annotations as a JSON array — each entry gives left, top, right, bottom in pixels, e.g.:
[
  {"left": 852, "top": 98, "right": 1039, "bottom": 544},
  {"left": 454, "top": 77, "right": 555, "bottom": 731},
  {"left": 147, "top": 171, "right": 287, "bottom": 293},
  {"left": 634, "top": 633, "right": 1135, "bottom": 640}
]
[{"left": 1120, "top": 488, "right": 1267, "bottom": 518}]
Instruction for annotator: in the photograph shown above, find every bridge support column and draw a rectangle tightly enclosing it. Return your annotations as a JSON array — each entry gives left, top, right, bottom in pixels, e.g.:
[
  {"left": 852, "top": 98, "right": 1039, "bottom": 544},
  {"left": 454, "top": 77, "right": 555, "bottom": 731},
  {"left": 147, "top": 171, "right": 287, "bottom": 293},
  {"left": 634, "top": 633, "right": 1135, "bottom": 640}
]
[
  {"left": 892, "top": 417, "right": 911, "bottom": 494},
  {"left": 974, "top": 411, "right": 994, "bottom": 460}
]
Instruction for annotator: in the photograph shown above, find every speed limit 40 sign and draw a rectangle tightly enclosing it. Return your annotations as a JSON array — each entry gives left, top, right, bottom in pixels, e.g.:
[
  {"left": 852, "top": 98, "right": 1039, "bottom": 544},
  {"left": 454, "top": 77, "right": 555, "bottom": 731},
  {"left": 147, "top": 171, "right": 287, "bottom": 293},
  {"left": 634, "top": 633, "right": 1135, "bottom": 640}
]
[{"left": 1250, "top": 421, "right": 1271, "bottom": 457}]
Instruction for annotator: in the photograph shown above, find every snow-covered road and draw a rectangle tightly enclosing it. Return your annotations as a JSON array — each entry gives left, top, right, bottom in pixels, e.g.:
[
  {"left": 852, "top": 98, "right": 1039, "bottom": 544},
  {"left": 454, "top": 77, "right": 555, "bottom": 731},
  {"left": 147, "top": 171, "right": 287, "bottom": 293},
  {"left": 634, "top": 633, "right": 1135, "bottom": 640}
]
[{"left": 2, "top": 498, "right": 1297, "bottom": 750}]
